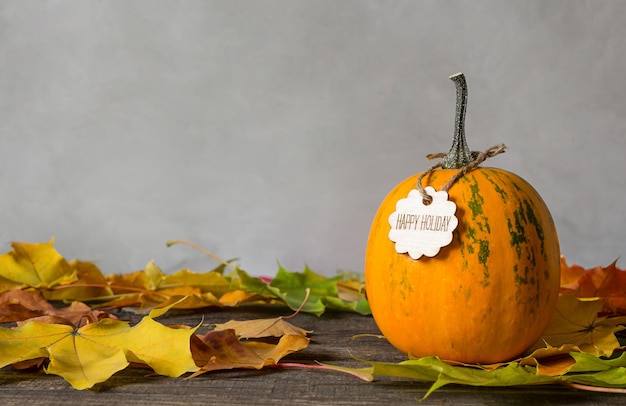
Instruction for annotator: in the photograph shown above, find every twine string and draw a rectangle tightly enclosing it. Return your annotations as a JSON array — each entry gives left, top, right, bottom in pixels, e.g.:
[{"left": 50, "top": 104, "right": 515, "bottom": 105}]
[{"left": 417, "top": 143, "right": 507, "bottom": 204}]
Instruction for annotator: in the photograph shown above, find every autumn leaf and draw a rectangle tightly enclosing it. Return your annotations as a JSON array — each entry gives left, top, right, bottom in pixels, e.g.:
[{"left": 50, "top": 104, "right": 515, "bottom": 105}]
[
  {"left": 578, "top": 260, "right": 626, "bottom": 315},
  {"left": 565, "top": 352, "right": 626, "bottom": 389},
  {"left": 270, "top": 265, "right": 339, "bottom": 307},
  {"left": 211, "top": 314, "right": 311, "bottom": 339},
  {"left": 0, "top": 289, "right": 102, "bottom": 325},
  {"left": 218, "top": 289, "right": 260, "bottom": 306},
  {"left": 568, "top": 351, "right": 626, "bottom": 373},
  {"left": 559, "top": 256, "right": 587, "bottom": 293},
  {"left": 529, "top": 294, "right": 626, "bottom": 357},
  {"left": 0, "top": 319, "right": 130, "bottom": 389},
  {"left": 233, "top": 266, "right": 370, "bottom": 316},
  {"left": 103, "top": 260, "right": 165, "bottom": 295},
  {"left": 0, "top": 238, "right": 77, "bottom": 292},
  {"left": 160, "top": 267, "right": 232, "bottom": 295},
  {"left": 230, "top": 268, "right": 281, "bottom": 301},
  {"left": 189, "top": 329, "right": 309, "bottom": 377},
  {"left": 0, "top": 301, "right": 199, "bottom": 389},
  {"left": 0, "top": 289, "right": 53, "bottom": 323},
  {"left": 189, "top": 300, "right": 311, "bottom": 377},
  {"left": 189, "top": 317, "right": 310, "bottom": 378},
  {"left": 104, "top": 305, "right": 200, "bottom": 378},
  {"left": 336, "top": 276, "right": 366, "bottom": 302},
  {"left": 45, "top": 260, "right": 114, "bottom": 301},
  {"left": 560, "top": 257, "right": 626, "bottom": 315},
  {"left": 518, "top": 343, "right": 580, "bottom": 376}
]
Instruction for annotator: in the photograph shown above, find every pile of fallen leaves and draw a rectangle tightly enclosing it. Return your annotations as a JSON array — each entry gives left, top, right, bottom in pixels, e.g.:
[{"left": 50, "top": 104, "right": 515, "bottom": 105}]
[
  {"left": 1, "top": 238, "right": 626, "bottom": 397},
  {"left": 0, "top": 238, "right": 365, "bottom": 389},
  {"left": 0, "top": 238, "right": 369, "bottom": 316},
  {"left": 0, "top": 298, "right": 311, "bottom": 390}
]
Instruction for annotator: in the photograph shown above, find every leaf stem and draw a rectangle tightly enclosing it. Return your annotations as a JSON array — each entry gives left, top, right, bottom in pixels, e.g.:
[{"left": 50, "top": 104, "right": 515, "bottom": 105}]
[
  {"left": 283, "top": 288, "right": 311, "bottom": 319},
  {"left": 442, "top": 72, "right": 474, "bottom": 169},
  {"left": 271, "top": 362, "right": 374, "bottom": 381},
  {"left": 562, "top": 382, "right": 626, "bottom": 394},
  {"left": 166, "top": 239, "right": 236, "bottom": 270}
]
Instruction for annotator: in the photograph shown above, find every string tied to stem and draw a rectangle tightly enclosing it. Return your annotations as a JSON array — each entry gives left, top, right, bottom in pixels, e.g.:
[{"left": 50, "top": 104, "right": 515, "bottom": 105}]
[{"left": 417, "top": 143, "right": 507, "bottom": 204}]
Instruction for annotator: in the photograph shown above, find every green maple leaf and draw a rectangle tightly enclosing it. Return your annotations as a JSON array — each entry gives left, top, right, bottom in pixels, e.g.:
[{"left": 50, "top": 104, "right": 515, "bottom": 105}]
[
  {"left": 326, "top": 354, "right": 626, "bottom": 399},
  {"left": 234, "top": 265, "right": 369, "bottom": 316},
  {"left": 322, "top": 294, "right": 626, "bottom": 398},
  {"left": 266, "top": 265, "right": 338, "bottom": 316}
]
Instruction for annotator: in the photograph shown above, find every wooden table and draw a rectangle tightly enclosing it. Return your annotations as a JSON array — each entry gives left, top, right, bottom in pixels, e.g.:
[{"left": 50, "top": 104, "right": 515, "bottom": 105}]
[{"left": 1, "top": 306, "right": 624, "bottom": 405}]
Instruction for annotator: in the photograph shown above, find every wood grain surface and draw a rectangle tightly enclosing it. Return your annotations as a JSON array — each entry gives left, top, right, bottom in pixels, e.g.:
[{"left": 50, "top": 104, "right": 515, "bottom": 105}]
[{"left": 0, "top": 306, "right": 624, "bottom": 405}]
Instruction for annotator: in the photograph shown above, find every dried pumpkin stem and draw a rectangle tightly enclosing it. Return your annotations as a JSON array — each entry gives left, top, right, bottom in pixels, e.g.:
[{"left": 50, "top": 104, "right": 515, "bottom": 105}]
[
  {"left": 442, "top": 72, "right": 473, "bottom": 169},
  {"left": 416, "top": 73, "right": 506, "bottom": 204}
]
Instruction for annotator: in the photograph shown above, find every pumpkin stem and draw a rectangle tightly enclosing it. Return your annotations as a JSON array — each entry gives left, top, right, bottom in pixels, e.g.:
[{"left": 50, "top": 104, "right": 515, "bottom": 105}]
[{"left": 442, "top": 72, "right": 473, "bottom": 169}]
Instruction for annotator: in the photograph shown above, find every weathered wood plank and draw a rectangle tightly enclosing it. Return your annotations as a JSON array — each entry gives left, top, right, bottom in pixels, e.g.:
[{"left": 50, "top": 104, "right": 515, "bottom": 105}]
[{"left": 0, "top": 307, "right": 624, "bottom": 405}]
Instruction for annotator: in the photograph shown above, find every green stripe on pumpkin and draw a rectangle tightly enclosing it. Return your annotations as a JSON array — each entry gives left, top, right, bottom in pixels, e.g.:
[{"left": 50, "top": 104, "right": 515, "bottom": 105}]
[
  {"left": 522, "top": 199, "right": 547, "bottom": 261},
  {"left": 481, "top": 170, "right": 508, "bottom": 202},
  {"left": 466, "top": 176, "right": 484, "bottom": 219}
]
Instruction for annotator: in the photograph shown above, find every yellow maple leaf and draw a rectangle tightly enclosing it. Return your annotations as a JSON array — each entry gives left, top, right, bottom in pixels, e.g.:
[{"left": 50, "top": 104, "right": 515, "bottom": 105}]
[
  {"left": 160, "top": 267, "right": 231, "bottom": 296},
  {"left": 529, "top": 294, "right": 626, "bottom": 357},
  {"left": 0, "top": 319, "right": 129, "bottom": 389},
  {"left": 104, "top": 314, "right": 199, "bottom": 377},
  {"left": 0, "top": 301, "right": 198, "bottom": 389},
  {"left": 0, "top": 238, "right": 77, "bottom": 292},
  {"left": 45, "top": 260, "right": 114, "bottom": 301}
]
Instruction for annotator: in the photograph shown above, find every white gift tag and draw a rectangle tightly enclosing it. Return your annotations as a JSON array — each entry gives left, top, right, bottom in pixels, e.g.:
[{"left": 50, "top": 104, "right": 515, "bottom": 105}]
[{"left": 388, "top": 186, "right": 459, "bottom": 260}]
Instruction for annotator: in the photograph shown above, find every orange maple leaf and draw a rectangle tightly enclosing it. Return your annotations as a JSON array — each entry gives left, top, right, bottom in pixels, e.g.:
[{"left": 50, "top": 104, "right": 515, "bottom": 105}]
[
  {"left": 561, "top": 257, "right": 626, "bottom": 315},
  {"left": 559, "top": 256, "right": 587, "bottom": 293},
  {"left": 579, "top": 260, "right": 626, "bottom": 315}
]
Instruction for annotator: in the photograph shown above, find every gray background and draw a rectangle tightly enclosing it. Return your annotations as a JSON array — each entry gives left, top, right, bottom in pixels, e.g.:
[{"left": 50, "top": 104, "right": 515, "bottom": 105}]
[{"left": 1, "top": 1, "right": 625, "bottom": 276}]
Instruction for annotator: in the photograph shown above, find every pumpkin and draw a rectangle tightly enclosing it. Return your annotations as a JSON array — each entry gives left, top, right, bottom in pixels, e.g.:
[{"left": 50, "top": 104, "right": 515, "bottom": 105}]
[{"left": 364, "top": 73, "right": 560, "bottom": 364}]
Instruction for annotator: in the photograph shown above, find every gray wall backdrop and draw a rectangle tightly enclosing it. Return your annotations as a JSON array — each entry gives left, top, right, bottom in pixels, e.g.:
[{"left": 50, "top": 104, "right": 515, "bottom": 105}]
[{"left": 1, "top": 1, "right": 625, "bottom": 276}]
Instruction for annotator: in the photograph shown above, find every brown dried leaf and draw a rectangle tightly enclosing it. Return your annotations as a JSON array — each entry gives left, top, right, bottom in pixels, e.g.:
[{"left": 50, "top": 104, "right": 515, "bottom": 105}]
[
  {"left": 211, "top": 316, "right": 312, "bottom": 339},
  {"left": 0, "top": 289, "right": 54, "bottom": 322},
  {"left": 0, "top": 289, "right": 103, "bottom": 325},
  {"left": 189, "top": 329, "right": 309, "bottom": 377}
]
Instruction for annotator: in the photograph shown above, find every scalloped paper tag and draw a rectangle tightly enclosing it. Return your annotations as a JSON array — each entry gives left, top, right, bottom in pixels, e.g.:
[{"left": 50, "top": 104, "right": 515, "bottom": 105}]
[{"left": 388, "top": 186, "right": 458, "bottom": 260}]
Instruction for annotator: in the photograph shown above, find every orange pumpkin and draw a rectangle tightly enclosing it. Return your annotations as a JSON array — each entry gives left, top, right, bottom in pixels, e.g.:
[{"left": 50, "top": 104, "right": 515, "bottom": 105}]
[{"left": 364, "top": 73, "right": 560, "bottom": 364}]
